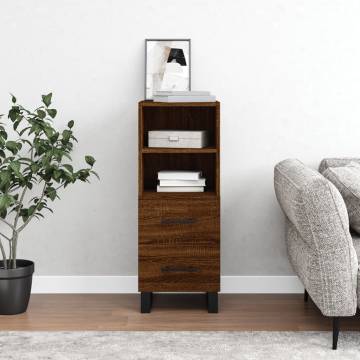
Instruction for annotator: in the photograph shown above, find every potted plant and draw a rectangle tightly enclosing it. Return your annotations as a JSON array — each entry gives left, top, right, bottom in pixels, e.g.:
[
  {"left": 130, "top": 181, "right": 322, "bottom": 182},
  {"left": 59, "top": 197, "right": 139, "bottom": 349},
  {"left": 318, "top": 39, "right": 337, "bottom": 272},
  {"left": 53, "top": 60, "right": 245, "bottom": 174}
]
[{"left": 0, "top": 93, "right": 97, "bottom": 314}]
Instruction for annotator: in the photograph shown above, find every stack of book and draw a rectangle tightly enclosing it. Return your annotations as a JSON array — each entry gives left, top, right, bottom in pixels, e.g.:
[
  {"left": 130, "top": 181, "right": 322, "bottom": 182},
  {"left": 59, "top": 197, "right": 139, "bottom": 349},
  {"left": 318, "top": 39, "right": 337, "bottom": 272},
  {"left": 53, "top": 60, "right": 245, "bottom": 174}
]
[
  {"left": 157, "top": 171, "right": 206, "bottom": 192},
  {"left": 153, "top": 91, "right": 216, "bottom": 103}
]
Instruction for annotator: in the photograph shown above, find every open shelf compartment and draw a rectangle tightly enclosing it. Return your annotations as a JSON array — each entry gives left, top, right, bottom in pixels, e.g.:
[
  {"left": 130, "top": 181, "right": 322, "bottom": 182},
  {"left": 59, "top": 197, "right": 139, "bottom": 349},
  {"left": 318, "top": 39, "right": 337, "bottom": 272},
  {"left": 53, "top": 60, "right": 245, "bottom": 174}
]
[
  {"left": 141, "top": 105, "right": 218, "bottom": 148},
  {"left": 141, "top": 153, "right": 218, "bottom": 195}
]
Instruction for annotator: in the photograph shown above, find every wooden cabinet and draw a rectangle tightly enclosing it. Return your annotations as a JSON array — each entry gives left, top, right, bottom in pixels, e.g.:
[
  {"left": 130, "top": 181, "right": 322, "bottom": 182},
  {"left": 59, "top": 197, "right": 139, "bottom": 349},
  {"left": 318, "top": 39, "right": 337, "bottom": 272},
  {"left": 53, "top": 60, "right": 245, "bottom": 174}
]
[{"left": 138, "top": 101, "right": 220, "bottom": 312}]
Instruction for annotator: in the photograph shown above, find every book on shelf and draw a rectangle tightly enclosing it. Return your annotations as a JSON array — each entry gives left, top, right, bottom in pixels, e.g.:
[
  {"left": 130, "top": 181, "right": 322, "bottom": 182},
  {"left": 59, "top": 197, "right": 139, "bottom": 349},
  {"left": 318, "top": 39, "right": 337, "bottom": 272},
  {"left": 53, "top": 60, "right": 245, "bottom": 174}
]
[
  {"left": 154, "top": 91, "right": 211, "bottom": 96},
  {"left": 153, "top": 95, "right": 216, "bottom": 103},
  {"left": 157, "top": 185, "right": 204, "bottom": 192},
  {"left": 158, "top": 170, "right": 202, "bottom": 181},
  {"left": 159, "top": 178, "right": 206, "bottom": 187}
]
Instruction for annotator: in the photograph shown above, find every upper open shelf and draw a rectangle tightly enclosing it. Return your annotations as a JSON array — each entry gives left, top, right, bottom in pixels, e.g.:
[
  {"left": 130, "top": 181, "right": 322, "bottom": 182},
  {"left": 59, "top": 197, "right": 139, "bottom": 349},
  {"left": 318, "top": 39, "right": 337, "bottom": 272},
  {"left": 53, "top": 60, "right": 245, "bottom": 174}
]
[{"left": 140, "top": 104, "right": 219, "bottom": 149}]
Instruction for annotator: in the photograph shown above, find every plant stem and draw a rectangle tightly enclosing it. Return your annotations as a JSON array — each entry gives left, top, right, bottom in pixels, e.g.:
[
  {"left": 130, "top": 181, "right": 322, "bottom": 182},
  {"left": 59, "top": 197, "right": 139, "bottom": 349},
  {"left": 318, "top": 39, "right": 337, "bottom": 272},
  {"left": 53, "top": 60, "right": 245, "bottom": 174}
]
[
  {"left": 0, "top": 218, "right": 16, "bottom": 231},
  {"left": 17, "top": 183, "right": 47, "bottom": 233},
  {"left": 11, "top": 233, "right": 17, "bottom": 269},
  {"left": 8, "top": 239, "right": 12, "bottom": 263},
  {"left": 14, "top": 186, "right": 27, "bottom": 229},
  {"left": 0, "top": 232, "right": 11, "bottom": 241},
  {"left": 10, "top": 184, "right": 28, "bottom": 269},
  {"left": 0, "top": 238, "right": 7, "bottom": 269}
]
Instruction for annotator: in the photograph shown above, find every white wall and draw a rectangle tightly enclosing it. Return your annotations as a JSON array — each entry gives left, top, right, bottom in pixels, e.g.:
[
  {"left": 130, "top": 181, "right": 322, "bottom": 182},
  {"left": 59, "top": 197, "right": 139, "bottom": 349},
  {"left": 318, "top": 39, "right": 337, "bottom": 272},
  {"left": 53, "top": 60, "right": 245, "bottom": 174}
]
[{"left": 1, "top": 0, "right": 360, "bottom": 276}]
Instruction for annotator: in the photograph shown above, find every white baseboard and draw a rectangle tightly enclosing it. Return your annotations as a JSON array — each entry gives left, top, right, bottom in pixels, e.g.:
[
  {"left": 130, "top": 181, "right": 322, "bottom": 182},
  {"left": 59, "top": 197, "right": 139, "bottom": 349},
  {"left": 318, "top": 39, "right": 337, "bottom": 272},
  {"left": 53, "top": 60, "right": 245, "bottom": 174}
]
[{"left": 31, "top": 275, "right": 304, "bottom": 294}]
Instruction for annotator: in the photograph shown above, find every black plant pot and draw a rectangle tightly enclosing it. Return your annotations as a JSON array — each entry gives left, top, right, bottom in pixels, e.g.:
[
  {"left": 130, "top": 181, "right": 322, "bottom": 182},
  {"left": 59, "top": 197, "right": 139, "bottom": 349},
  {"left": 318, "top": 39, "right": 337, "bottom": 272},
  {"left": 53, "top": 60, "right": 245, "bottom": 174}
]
[{"left": 0, "top": 259, "right": 34, "bottom": 315}]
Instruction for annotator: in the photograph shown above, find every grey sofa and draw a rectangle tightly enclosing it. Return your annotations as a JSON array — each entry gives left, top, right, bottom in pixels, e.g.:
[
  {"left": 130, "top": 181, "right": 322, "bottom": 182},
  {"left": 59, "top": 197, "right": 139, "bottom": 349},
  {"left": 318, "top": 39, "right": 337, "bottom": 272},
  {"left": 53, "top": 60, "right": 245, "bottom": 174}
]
[{"left": 274, "top": 158, "right": 360, "bottom": 349}]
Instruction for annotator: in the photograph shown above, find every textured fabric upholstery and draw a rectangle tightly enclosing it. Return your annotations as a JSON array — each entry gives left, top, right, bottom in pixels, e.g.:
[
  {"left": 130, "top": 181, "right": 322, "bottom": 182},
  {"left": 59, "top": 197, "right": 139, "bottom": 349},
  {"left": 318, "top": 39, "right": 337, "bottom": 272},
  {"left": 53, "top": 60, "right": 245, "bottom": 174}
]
[
  {"left": 319, "top": 158, "right": 360, "bottom": 174},
  {"left": 351, "top": 233, "right": 360, "bottom": 308},
  {"left": 274, "top": 159, "right": 358, "bottom": 316},
  {"left": 323, "top": 162, "right": 360, "bottom": 234}
]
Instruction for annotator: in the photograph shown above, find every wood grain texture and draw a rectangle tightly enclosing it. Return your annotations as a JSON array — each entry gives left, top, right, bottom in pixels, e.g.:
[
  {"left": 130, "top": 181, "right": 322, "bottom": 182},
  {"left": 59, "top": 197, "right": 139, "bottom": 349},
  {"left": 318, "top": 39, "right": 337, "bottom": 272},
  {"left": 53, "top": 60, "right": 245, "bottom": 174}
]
[
  {"left": 1, "top": 294, "right": 360, "bottom": 331},
  {"left": 138, "top": 102, "right": 220, "bottom": 295},
  {"left": 139, "top": 199, "right": 220, "bottom": 292}
]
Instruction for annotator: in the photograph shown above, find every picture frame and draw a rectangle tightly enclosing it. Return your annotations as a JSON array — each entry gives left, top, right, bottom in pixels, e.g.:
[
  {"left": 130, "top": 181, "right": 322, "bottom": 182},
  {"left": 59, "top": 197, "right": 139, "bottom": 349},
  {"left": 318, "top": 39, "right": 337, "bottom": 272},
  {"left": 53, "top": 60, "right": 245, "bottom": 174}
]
[{"left": 145, "top": 39, "right": 191, "bottom": 100}]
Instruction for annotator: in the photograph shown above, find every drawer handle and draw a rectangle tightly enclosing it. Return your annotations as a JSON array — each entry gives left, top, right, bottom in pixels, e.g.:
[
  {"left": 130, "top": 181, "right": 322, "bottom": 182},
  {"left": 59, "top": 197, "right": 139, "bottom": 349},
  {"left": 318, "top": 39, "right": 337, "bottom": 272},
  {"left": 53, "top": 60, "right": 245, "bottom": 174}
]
[
  {"left": 168, "top": 136, "right": 179, "bottom": 142},
  {"left": 161, "top": 266, "right": 199, "bottom": 273},
  {"left": 161, "top": 217, "right": 196, "bottom": 225}
]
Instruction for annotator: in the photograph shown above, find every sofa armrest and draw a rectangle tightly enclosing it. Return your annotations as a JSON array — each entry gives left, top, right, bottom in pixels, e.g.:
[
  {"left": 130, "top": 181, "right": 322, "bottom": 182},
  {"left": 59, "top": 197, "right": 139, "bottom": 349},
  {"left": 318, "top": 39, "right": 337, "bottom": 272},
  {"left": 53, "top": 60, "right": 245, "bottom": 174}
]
[
  {"left": 286, "top": 219, "right": 357, "bottom": 316},
  {"left": 274, "top": 159, "right": 358, "bottom": 316}
]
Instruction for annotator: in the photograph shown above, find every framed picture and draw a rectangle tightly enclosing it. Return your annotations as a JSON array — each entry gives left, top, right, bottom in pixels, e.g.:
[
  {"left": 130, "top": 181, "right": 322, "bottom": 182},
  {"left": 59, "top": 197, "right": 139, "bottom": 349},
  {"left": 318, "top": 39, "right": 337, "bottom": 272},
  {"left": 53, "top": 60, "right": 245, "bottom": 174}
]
[{"left": 145, "top": 39, "right": 191, "bottom": 100}]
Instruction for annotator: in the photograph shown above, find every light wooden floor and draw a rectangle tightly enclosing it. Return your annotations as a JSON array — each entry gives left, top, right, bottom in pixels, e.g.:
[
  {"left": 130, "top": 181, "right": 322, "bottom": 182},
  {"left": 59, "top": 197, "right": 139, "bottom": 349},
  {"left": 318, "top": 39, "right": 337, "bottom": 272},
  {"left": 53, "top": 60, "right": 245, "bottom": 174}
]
[{"left": 0, "top": 294, "right": 360, "bottom": 331}]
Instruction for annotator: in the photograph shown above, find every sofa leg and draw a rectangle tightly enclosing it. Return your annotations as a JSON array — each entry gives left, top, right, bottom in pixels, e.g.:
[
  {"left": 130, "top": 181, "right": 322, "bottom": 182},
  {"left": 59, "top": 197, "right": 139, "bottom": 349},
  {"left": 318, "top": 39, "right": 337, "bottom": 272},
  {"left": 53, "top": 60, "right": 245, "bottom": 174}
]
[
  {"left": 304, "top": 289, "right": 308, "bottom": 302},
  {"left": 332, "top": 317, "right": 340, "bottom": 350}
]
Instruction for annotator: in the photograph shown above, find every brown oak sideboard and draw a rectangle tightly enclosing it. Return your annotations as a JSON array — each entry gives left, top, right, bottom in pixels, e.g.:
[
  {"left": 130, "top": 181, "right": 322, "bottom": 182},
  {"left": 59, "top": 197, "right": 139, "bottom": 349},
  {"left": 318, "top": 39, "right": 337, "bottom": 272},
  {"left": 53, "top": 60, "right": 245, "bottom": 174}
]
[{"left": 138, "top": 101, "right": 220, "bottom": 313}]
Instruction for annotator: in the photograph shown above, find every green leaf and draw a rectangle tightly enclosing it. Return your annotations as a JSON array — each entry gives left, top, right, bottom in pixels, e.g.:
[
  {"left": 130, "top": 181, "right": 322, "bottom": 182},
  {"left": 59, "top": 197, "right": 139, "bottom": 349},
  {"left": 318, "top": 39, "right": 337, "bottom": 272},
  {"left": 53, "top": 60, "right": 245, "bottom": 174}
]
[
  {"left": 44, "top": 126, "right": 54, "bottom": 139},
  {"left": 67, "top": 120, "right": 74, "bottom": 129},
  {"left": 85, "top": 155, "right": 95, "bottom": 167},
  {"left": 8, "top": 106, "right": 20, "bottom": 122},
  {"left": 37, "top": 109, "right": 46, "bottom": 119},
  {"left": 50, "top": 132, "right": 59, "bottom": 144},
  {"left": 78, "top": 169, "right": 90, "bottom": 181},
  {"left": 47, "top": 109, "right": 57, "bottom": 118},
  {"left": 45, "top": 187, "right": 57, "bottom": 201},
  {"left": 13, "top": 120, "right": 21, "bottom": 130},
  {"left": 30, "top": 163, "right": 39, "bottom": 173},
  {"left": 0, "top": 194, "right": 15, "bottom": 211},
  {"left": 11, "top": 94, "right": 16, "bottom": 103},
  {"left": 0, "top": 171, "right": 10, "bottom": 191},
  {"left": 63, "top": 164, "right": 73, "bottom": 173},
  {"left": 62, "top": 129, "right": 71, "bottom": 143},
  {"left": 52, "top": 169, "right": 62, "bottom": 182},
  {"left": 28, "top": 205, "right": 36, "bottom": 216},
  {"left": 42, "top": 93, "right": 52, "bottom": 107},
  {"left": 0, "top": 130, "right": 7, "bottom": 140},
  {"left": 0, "top": 209, "right": 7, "bottom": 218},
  {"left": 5, "top": 141, "right": 19, "bottom": 154},
  {"left": 9, "top": 161, "right": 21, "bottom": 177}
]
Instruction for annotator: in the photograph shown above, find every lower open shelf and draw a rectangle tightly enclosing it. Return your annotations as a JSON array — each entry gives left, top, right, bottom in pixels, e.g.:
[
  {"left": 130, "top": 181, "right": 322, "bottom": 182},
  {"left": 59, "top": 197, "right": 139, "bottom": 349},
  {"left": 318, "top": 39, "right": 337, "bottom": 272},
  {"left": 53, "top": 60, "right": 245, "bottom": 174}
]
[{"left": 142, "top": 153, "right": 218, "bottom": 194}]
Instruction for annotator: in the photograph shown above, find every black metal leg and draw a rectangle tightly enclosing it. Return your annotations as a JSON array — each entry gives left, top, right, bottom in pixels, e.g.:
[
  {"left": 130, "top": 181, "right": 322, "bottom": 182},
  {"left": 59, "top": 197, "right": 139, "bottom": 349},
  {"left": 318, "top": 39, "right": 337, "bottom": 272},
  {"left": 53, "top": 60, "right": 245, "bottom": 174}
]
[
  {"left": 332, "top": 317, "right": 340, "bottom": 350},
  {"left": 207, "top": 292, "right": 218, "bottom": 313},
  {"left": 304, "top": 289, "right": 309, "bottom": 302},
  {"left": 141, "top": 292, "right": 152, "bottom": 313}
]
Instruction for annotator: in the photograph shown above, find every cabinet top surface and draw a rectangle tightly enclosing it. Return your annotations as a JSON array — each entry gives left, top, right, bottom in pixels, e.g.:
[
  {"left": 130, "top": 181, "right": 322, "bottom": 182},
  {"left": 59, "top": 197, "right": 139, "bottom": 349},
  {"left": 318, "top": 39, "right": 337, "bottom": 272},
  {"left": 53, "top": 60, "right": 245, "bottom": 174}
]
[{"left": 139, "top": 101, "right": 220, "bottom": 107}]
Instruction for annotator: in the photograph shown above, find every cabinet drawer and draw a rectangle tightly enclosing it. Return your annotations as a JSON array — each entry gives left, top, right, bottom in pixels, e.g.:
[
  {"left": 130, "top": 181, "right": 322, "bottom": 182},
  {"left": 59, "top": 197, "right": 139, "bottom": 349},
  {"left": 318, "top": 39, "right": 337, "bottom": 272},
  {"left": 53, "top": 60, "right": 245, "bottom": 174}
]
[{"left": 139, "top": 198, "right": 220, "bottom": 292}]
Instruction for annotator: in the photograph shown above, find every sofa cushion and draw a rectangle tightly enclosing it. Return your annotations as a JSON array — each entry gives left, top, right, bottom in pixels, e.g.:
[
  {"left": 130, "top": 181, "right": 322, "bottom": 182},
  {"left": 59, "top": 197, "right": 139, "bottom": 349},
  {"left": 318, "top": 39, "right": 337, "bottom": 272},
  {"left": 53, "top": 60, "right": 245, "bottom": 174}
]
[
  {"left": 323, "top": 162, "right": 360, "bottom": 234},
  {"left": 319, "top": 158, "right": 360, "bottom": 174}
]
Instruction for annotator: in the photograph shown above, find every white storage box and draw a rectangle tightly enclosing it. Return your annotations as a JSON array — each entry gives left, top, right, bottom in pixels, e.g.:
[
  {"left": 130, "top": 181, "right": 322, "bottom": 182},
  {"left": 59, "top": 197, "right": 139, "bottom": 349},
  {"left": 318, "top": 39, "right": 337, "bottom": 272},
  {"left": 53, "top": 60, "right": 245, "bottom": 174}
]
[{"left": 148, "top": 130, "right": 209, "bottom": 148}]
